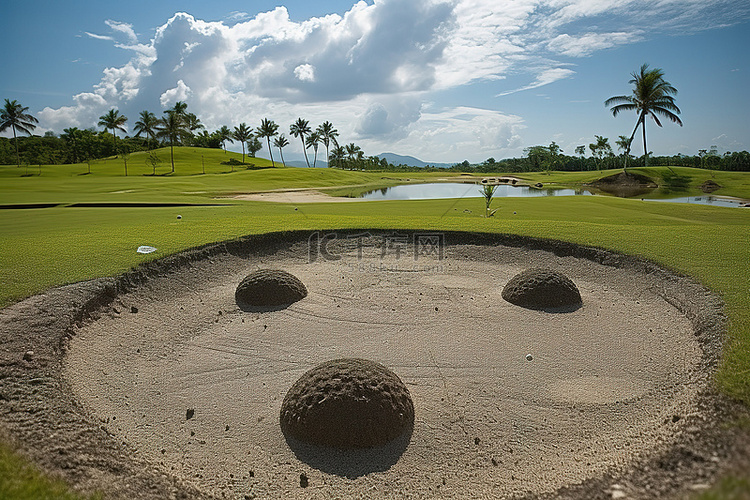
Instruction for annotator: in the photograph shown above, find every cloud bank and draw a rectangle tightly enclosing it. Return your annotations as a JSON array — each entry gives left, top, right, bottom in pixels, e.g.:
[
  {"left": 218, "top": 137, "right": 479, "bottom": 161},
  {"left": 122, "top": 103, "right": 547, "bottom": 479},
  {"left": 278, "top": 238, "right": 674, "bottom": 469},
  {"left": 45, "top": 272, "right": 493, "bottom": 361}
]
[{"left": 38, "top": 0, "right": 749, "bottom": 162}]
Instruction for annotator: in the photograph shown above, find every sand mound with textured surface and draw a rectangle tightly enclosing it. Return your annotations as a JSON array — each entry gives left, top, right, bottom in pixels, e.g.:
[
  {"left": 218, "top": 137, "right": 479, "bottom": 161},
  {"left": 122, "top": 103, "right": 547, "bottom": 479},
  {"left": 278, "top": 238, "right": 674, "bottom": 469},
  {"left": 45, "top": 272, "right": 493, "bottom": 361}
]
[
  {"left": 502, "top": 268, "right": 582, "bottom": 310},
  {"left": 235, "top": 269, "right": 307, "bottom": 309},
  {"left": 280, "top": 358, "right": 414, "bottom": 448}
]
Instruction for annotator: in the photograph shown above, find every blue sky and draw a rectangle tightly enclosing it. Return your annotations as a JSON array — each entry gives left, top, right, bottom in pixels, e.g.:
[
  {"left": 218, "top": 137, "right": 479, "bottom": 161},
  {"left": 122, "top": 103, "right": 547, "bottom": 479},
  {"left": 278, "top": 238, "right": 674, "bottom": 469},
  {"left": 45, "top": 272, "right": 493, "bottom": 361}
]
[{"left": 2, "top": 0, "right": 749, "bottom": 163}]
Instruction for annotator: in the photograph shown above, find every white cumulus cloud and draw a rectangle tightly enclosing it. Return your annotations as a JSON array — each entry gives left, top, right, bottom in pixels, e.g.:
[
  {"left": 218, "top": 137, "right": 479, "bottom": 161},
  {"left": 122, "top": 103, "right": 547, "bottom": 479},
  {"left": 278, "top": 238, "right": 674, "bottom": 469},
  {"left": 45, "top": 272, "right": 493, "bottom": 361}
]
[{"left": 37, "top": 0, "right": 749, "bottom": 161}]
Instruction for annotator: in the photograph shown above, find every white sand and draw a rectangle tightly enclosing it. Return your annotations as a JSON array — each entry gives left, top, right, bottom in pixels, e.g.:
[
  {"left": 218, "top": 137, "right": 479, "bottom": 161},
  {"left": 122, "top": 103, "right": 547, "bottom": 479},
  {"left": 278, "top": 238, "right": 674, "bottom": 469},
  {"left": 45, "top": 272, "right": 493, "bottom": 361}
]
[{"left": 64, "top": 242, "right": 704, "bottom": 499}]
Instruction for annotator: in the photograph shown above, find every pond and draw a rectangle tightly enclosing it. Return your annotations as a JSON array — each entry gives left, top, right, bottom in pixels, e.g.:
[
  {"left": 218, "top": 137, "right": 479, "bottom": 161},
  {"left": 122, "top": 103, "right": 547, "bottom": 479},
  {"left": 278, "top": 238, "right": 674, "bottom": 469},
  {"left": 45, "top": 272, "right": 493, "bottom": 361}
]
[
  {"left": 358, "top": 182, "right": 749, "bottom": 208},
  {"left": 359, "top": 182, "right": 593, "bottom": 200},
  {"left": 644, "top": 195, "right": 750, "bottom": 209}
]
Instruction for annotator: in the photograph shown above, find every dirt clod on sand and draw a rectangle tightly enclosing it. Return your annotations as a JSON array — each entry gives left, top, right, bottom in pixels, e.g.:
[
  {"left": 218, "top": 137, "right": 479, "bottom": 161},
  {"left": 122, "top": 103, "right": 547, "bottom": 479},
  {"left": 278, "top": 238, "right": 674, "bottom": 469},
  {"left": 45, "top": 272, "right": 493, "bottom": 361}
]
[
  {"left": 502, "top": 268, "right": 582, "bottom": 311},
  {"left": 235, "top": 268, "right": 307, "bottom": 309},
  {"left": 280, "top": 358, "right": 414, "bottom": 449}
]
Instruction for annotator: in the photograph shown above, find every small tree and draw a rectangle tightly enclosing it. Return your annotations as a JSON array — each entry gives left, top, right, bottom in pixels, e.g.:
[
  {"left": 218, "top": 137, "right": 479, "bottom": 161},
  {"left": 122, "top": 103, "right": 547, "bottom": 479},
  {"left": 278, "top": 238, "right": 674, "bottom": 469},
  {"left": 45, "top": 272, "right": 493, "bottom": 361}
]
[
  {"left": 589, "top": 135, "right": 612, "bottom": 170},
  {"left": 480, "top": 184, "right": 498, "bottom": 217},
  {"left": 615, "top": 135, "right": 633, "bottom": 173},
  {"left": 147, "top": 151, "right": 161, "bottom": 175},
  {"left": 247, "top": 137, "right": 262, "bottom": 158},
  {"left": 121, "top": 150, "right": 130, "bottom": 176}
]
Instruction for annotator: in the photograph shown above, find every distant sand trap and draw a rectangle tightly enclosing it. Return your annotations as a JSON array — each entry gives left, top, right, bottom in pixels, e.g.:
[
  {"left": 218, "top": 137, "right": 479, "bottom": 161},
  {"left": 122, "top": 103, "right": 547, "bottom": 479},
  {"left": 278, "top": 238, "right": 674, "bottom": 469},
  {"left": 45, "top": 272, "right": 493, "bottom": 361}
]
[{"left": 60, "top": 233, "right": 715, "bottom": 499}]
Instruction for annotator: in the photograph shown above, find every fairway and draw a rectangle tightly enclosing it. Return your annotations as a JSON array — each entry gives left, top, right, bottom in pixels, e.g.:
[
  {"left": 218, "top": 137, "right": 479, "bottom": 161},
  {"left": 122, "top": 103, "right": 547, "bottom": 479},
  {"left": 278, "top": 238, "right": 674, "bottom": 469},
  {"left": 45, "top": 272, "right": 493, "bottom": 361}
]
[{"left": 1, "top": 157, "right": 750, "bottom": 499}]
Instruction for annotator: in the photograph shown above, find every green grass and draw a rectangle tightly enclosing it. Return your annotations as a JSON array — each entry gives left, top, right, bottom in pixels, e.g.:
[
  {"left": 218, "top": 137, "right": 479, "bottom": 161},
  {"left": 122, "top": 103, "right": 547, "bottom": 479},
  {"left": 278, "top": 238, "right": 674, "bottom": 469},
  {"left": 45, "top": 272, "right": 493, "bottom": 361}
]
[
  {"left": 0, "top": 441, "right": 101, "bottom": 500},
  {"left": 696, "top": 476, "right": 750, "bottom": 500},
  {"left": 1, "top": 148, "right": 749, "bottom": 498}
]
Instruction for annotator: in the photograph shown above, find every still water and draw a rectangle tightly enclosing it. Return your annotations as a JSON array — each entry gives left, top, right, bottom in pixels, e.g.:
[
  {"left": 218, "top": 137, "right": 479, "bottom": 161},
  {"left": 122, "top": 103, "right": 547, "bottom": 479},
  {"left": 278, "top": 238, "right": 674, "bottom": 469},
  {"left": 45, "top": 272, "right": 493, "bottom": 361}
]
[
  {"left": 358, "top": 182, "right": 749, "bottom": 208},
  {"left": 359, "top": 183, "right": 592, "bottom": 200}
]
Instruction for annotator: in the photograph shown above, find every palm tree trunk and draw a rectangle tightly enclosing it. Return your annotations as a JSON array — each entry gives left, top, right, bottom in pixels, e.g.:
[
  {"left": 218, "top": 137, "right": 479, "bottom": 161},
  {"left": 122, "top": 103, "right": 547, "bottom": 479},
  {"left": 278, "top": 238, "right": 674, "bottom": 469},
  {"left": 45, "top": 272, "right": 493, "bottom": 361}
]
[
  {"left": 13, "top": 126, "right": 20, "bottom": 168},
  {"left": 300, "top": 137, "right": 310, "bottom": 167},
  {"left": 170, "top": 142, "right": 175, "bottom": 173},
  {"left": 278, "top": 147, "right": 286, "bottom": 166},
  {"left": 642, "top": 118, "right": 648, "bottom": 168},
  {"left": 266, "top": 138, "right": 274, "bottom": 166}
]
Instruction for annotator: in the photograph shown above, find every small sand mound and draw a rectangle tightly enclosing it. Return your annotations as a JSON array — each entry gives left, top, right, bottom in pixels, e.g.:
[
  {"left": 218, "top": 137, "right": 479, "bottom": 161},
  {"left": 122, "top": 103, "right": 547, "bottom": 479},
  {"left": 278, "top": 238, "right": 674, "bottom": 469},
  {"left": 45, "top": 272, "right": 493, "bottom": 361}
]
[
  {"left": 502, "top": 268, "right": 582, "bottom": 310},
  {"left": 235, "top": 269, "right": 307, "bottom": 309},
  {"left": 280, "top": 358, "right": 414, "bottom": 449},
  {"left": 586, "top": 172, "right": 657, "bottom": 197},
  {"left": 700, "top": 179, "right": 721, "bottom": 193}
]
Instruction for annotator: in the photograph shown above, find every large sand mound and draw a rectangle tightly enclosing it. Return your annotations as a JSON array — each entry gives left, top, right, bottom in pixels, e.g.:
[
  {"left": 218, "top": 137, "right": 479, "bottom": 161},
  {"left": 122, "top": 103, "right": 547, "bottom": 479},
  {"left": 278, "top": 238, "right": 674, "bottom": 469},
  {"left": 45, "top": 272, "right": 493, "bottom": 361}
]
[{"left": 0, "top": 231, "right": 737, "bottom": 499}]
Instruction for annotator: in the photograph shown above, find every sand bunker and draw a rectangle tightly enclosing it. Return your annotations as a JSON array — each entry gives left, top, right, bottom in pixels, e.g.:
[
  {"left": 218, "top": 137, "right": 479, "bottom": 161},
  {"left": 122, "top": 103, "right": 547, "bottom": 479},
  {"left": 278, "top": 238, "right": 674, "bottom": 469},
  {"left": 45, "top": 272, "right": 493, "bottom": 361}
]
[
  {"left": 54, "top": 231, "right": 723, "bottom": 499},
  {"left": 0, "top": 231, "right": 734, "bottom": 499}
]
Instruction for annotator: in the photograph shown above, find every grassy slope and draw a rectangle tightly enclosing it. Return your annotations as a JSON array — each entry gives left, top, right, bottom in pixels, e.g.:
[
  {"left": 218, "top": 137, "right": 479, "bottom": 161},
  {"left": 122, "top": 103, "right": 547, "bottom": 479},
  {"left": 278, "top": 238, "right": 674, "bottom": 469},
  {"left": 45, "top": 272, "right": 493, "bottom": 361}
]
[
  {"left": 1, "top": 150, "right": 749, "bottom": 498},
  {"left": 517, "top": 166, "right": 750, "bottom": 200}
]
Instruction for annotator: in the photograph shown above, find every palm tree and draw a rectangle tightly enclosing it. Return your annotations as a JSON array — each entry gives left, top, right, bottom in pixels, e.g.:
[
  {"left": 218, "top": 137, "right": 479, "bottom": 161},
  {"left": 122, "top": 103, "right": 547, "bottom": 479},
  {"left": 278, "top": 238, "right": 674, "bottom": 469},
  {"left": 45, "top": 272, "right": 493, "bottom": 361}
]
[
  {"left": 329, "top": 145, "right": 346, "bottom": 169},
  {"left": 345, "top": 143, "right": 362, "bottom": 170},
  {"left": 605, "top": 63, "right": 682, "bottom": 167},
  {"left": 290, "top": 118, "right": 311, "bottom": 167},
  {"left": 256, "top": 118, "right": 279, "bottom": 166},
  {"left": 61, "top": 127, "right": 83, "bottom": 163},
  {"left": 170, "top": 101, "right": 188, "bottom": 117},
  {"left": 317, "top": 121, "right": 339, "bottom": 167},
  {"left": 274, "top": 135, "right": 289, "bottom": 166},
  {"left": 0, "top": 99, "right": 39, "bottom": 167},
  {"left": 306, "top": 131, "right": 321, "bottom": 167},
  {"left": 98, "top": 108, "right": 128, "bottom": 153},
  {"left": 133, "top": 111, "right": 159, "bottom": 149},
  {"left": 217, "top": 125, "right": 233, "bottom": 153},
  {"left": 232, "top": 123, "right": 253, "bottom": 164},
  {"left": 184, "top": 112, "right": 204, "bottom": 143},
  {"left": 155, "top": 111, "right": 187, "bottom": 173},
  {"left": 615, "top": 135, "right": 632, "bottom": 172}
]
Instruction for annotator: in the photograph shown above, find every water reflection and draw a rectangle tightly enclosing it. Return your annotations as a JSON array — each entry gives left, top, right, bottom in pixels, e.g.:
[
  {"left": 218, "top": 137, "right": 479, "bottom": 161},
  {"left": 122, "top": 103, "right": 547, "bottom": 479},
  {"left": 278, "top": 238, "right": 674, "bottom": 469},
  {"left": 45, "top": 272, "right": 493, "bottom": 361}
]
[
  {"left": 356, "top": 182, "right": 748, "bottom": 207},
  {"left": 359, "top": 183, "right": 593, "bottom": 200}
]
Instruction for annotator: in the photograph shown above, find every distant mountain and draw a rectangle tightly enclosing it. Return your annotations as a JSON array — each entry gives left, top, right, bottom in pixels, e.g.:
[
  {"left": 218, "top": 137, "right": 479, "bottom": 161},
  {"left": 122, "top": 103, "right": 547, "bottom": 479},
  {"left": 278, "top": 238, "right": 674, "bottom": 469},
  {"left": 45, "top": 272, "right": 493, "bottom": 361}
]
[
  {"left": 376, "top": 152, "right": 455, "bottom": 169},
  {"left": 286, "top": 160, "right": 328, "bottom": 168}
]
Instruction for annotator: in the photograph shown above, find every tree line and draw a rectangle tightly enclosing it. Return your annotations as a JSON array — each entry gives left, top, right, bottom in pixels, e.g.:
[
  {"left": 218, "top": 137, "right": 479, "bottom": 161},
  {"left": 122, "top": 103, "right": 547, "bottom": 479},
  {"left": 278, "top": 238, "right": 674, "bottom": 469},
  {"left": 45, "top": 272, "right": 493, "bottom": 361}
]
[
  {"left": 0, "top": 99, "right": 359, "bottom": 171},
  {"left": 2, "top": 64, "right": 749, "bottom": 172}
]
